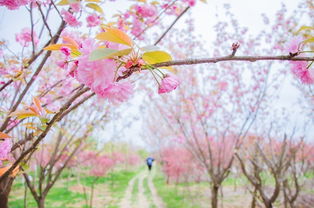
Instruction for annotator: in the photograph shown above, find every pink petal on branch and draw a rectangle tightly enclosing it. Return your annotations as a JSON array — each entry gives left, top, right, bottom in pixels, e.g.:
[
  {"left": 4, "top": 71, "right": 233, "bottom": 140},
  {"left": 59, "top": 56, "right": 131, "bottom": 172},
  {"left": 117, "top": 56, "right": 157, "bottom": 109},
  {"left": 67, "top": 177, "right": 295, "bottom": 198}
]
[
  {"left": 86, "top": 13, "right": 101, "bottom": 27},
  {"left": 70, "top": 2, "right": 81, "bottom": 13},
  {"left": 99, "top": 82, "right": 133, "bottom": 103},
  {"left": 0, "top": 0, "right": 29, "bottom": 10},
  {"left": 61, "top": 10, "right": 81, "bottom": 27},
  {"left": 158, "top": 74, "right": 180, "bottom": 94},
  {"left": 76, "top": 38, "right": 116, "bottom": 93},
  {"left": 287, "top": 37, "right": 303, "bottom": 54},
  {"left": 290, "top": 61, "right": 314, "bottom": 84},
  {"left": 0, "top": 139, "right": 12, "bottom": 164},
  {"left": 134, "top": 4, "right": 157, "bottom": 18},
  {"left": 15, "top": 27, "right": 39, "bottom": 47}
]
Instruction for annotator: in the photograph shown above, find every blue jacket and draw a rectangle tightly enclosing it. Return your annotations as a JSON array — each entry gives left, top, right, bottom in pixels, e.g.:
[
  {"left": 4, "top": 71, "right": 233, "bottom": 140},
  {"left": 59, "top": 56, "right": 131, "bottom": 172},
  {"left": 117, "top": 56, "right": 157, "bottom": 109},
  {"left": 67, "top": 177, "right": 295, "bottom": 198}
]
[{"left": 146, "top": 157, "right": 154, "bottom": 166}]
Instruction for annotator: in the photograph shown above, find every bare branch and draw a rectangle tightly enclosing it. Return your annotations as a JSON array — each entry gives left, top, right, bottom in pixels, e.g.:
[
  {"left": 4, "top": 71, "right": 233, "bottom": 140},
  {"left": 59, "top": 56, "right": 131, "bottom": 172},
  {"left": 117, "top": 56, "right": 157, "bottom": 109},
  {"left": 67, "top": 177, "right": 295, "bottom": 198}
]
[{"left": 153, "top": 55, "right": 314, "bottom": 68}]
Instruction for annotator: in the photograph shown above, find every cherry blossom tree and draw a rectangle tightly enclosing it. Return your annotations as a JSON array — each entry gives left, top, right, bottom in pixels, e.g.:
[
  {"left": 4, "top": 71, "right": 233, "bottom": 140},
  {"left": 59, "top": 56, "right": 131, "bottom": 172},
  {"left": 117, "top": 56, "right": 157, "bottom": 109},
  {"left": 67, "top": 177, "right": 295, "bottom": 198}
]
[{"left": 0, "top": 0, "right": 313, "bottom": 207}]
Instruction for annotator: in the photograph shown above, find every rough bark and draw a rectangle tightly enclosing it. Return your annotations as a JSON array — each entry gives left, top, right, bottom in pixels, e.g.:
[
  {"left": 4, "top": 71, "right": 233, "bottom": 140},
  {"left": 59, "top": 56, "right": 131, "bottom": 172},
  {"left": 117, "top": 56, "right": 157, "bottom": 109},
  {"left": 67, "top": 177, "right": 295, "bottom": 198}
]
[
  {"left": 211, "top": 185, "right": 219, "bottom": 208},
  {"left": 0, "top": 176, "right": 15, "bottom": 208}
]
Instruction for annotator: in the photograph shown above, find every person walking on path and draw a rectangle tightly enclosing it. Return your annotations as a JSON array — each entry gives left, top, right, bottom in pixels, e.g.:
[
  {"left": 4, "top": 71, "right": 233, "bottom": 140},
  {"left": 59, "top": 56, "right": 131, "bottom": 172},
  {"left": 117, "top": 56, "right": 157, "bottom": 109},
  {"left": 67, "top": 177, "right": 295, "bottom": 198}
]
[{"left": 146, "top": 157, "right": 155, "bottom": 171}]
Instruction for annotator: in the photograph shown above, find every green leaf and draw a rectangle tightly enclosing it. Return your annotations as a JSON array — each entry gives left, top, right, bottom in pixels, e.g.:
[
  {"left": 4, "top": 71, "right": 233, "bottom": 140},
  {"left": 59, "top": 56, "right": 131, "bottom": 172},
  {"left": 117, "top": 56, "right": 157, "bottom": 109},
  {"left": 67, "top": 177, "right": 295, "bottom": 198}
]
[
  {"left": 89, "top": 48, "right": 132, "bottom": 61},
  {"left": 86, "top": 3, "right": 104, "bottom": 14},
  {"left": 140, "top": 45, "right": 160, "bottom": 52},
  {"left": 142, "top": 50, "right": 172, "bottom": 64},
  {"left": 57, "top": 0, "right": 78, "bottom": 5},
  {"left": 302, "top": 37, "right": 314, "bottom": 45},
  {"left": 10, "top": 110, "right": 38, "bottom": 120},
  {"left": 39, "top": 117, "right": 49, "bottom": 124},
  {"left": 296, "top": 26, "right": 314, "bottom": 34},
  {"left": 89, "top": 48, "right": 118, "bottom": 61},
  {"left": 110, "top": 48, "right": 133, "bottom": 57},
  {"left": 20, "top": 162, "right": 29, "bottom": 171}
]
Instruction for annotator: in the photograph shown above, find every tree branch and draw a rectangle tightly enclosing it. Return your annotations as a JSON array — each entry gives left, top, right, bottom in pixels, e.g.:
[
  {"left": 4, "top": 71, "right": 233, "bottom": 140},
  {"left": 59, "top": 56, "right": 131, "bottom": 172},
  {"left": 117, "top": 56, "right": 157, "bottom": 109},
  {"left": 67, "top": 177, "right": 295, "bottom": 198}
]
[
  {"left": 153, "top": 55, "right": 314, "bottom": 68},
  {"left": 154, "top": 6, "right": 190, "bottom": 45}
]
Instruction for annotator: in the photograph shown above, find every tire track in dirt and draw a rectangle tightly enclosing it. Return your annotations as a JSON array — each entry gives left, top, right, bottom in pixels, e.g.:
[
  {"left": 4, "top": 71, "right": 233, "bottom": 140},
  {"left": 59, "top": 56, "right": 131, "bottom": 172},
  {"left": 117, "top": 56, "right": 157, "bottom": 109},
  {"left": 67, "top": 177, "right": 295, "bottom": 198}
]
[
  {"left": 135, "top": 171, "right": 150, "bottom": 208},
  {"left": 120, "top": 168, "right": 165, "bottom": 208},
  {"left": 148, "top": 168, "right": 165, "bottom": 208},
  {"left": 119, "top": 173, "right": 139, "bottom": 208}
]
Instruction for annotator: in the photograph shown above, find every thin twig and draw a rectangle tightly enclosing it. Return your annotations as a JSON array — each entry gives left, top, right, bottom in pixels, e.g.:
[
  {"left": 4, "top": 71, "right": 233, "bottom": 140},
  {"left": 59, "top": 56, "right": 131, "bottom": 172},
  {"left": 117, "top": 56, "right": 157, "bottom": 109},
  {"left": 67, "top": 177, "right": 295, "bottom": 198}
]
[
  {"left": 154, "top": 6, "right": 190, "bottom": 45},
  {"left": 134, "top": 0, "right": 178, "bottom": 40},
  {"left": 37, "top": 3, "right": 53, "bottom": 38}
]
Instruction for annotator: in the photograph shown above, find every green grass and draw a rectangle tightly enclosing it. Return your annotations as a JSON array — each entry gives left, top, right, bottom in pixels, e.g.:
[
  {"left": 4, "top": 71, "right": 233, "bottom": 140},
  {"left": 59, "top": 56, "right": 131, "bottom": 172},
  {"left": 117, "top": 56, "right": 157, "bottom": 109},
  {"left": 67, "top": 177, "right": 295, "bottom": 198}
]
[
  {"left": 108, "top": 170, "right": 137, "bottom": 198},
  {"left": 9, "top": 186, "right": 85, "bottom": 208},
  {"left": 143, "top": 176, "right": 150, "bottom": 196},
  {"left": 9, "top": 169, "right": 137, "bottom": 208},
  {"left": 153, "top": 173, "right": 200, "bottom": 208},
  {"left": 131, "top": 177, "right": 139, "bottom": 203},
  {"left": 143, "top": 175, "right": 155, "bottom": 207}
]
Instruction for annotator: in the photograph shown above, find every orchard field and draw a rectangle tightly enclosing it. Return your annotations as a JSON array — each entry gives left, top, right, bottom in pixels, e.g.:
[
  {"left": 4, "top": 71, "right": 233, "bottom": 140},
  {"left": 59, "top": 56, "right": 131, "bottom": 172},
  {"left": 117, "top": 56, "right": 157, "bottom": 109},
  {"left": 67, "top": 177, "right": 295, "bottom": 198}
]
[
  {"left": 8, "top": 161, "right": 314, "bottom": 208},
  {"left": 0, "top": 0, "right": 314, "bottom": 208}
]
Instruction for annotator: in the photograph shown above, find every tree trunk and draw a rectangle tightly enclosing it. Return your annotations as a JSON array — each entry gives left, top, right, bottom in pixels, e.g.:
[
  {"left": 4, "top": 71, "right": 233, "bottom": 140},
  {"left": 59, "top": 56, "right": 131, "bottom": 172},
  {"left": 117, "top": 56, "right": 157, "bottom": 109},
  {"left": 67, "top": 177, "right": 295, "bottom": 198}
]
[
  {"left": 0, "top": 176, "right": 15, "bottom": 208},
  {"left": 262, "top": 199, "right": 273, "bottom": 208},
  {"left": 37, "top": 196, "right": 46, "bottom": 208},
  {"left": 90, "top": 183, "right": 95, "bottom": 208},
  {"left": 251, "top": 187, "right": 257, "bottom": 208},
  {"left": 211, "top": 185, "right": 219, "bottom": 208}
]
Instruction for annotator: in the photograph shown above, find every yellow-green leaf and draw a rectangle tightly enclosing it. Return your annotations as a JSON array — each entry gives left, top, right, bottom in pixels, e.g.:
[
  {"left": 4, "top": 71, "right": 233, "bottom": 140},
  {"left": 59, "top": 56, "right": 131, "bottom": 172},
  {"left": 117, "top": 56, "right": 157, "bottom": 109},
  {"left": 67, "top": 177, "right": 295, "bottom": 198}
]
[
  {"left": 110, "top": 48, "right": 132, "bottom": 57},
  {"left": 89, "top": 48, "right": 132, "bottom": 61},
  {"left": 57, "top": 0, "right": 78, "bottom": 5},
  {"left": 96, "top": 27, "right": 133, "bottom": 47},
  {"left": 33, "top": 97, "right": 42, "bottom": 113},
  {"left": 85, "top": 0, "right": 101, "bottom": 2},
  {"left": 296, "top": 26, "right": 314, "bottom": 34},
  {"left": 71, "top": 49, "right": 82, "bottom": 57},
  {"left": 86, "top": 3, "right": 104, "bottom": 14},
  {"left": 10, "top": 110, "right": 38, "bottom": 120},
  {"left": 44, "top": 44, "right": 77, "bottom": 51},
  {"left": 57, "top": 0, "right": 69, "bottom": 5},
  {"left": 62, "top": 36, "right": 79, "bottom": 48},
  {"left": 140, "top": 45, "right": 160, "bottom": 52},
  {"left": 142, "top": 50, "right": 172, "bottom": 64},
  {"left": 89, "top": 48, "right": 118, "bottom": 61},
  {"left": 161, "top": 66, "right": 177, "bottom": 73},
  {"left": 302, "top": 37, "right": 314, "bottom": 45}
]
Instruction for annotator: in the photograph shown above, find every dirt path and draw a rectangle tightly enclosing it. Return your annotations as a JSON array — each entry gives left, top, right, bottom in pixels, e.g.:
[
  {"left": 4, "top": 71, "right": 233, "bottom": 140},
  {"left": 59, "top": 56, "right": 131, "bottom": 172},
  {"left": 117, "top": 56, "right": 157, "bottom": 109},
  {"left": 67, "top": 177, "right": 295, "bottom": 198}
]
[
  {"left": 136, "top": 171, "right": 150, "bottom": 208},
  {"left": 119, "top": 173, "right": 139, "bottom": 208},
  {"left": 120, "top": 167, "right": 165, "bottom": 208},
  {"left": 148, "top": 169, "right": 165, "bottom": 208}
]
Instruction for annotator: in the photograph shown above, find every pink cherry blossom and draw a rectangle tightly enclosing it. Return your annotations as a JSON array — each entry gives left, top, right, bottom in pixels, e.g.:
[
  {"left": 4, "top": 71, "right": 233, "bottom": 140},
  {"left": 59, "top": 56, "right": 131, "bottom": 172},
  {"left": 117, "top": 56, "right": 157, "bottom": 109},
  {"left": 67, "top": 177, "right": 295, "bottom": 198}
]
[
  {"left": 90, "top": 155, "right": 115, "bottom": 177},
  {"left": 0, "top": 139, "right": 11, "bottom": 165},
  {"left": 61, "top": 10, "right": 81, "bottom": 27},
  {"left": 0, "top": 0, "right": 29, "bottom": 10},
  {"left": 75, "top": 38, "right": 118, "bottom": 98},
  {"left": 184, "top": 0, "right": 196, "bottom": 6},
  {"left": 290, "top": 61, "right": 314, "bottom": 84},
  {"left": 134, "top": 4, "right": 157, "bottom": 18},
  {"left": 99, "top": 82, "right": 133, "bottom": 103},
  {"left": 70, "top": 2, "right": 81, "bottom": 13},
  {"left": 86, "top": 14, "right": 101, "bottom": 27},
  {"left": 158, "top": 74, "right": 180, "bottom": 94},
  {"left": 218, "top": 81, "right": 228, "bottom": 91},
  {"left": 15, "top": 27, "right": 39, "bottom": 47},
  {"left": 130, "top": 18, "right": 143, "bottom": 37},
  {"left": 287, "top": 37, "right": 303, "bottom": 54},
  {"left": 60, "top": 46, "right": 71, "bottom": 57}
]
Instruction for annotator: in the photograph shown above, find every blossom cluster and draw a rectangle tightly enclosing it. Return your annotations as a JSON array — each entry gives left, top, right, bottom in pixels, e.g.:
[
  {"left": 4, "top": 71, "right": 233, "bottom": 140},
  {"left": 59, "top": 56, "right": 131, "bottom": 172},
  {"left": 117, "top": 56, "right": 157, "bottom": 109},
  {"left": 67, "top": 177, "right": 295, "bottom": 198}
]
[{"left": 287, "top": 38, "right": 314, "bottom": 84}]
